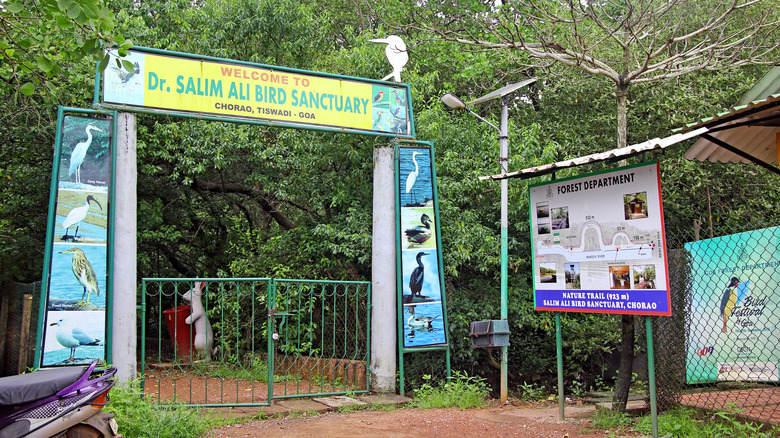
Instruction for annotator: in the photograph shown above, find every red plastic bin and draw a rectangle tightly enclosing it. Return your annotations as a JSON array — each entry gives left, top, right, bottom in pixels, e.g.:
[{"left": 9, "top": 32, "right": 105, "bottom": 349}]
[{"left": 163, "top": 305, "right": 193, "bottom": 360}]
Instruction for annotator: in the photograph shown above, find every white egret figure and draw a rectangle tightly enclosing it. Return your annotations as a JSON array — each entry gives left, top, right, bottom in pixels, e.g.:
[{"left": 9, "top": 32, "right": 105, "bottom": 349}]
[
  {"left": 61, "top": 194, "right": 102, "bottom": 241},
  {"left": 370, "top": 35, "right": 408, "bottom": 82},
  {"left": 69, "top": 124, "right": 103, "bottom": 184},
  {"left": 50, "top": 318, "right": 101, "bottom": 361},
  {"left": 405, "top": 151, "right": 421, "bottom": 205},
  {"left": 59, "top": 247, "right": 100, "bottom": 306}
]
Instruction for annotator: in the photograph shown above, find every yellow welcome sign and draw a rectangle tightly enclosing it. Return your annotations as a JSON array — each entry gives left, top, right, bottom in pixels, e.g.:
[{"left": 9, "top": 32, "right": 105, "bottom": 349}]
[{"left": 100, "top": 47, "right": 414, "bottom": 137}]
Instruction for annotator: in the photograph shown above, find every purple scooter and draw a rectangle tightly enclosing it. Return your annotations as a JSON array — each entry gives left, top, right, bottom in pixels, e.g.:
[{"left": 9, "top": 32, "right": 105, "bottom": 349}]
[{"left": 0, "top": 361, "right": 121, "bottom": 437}]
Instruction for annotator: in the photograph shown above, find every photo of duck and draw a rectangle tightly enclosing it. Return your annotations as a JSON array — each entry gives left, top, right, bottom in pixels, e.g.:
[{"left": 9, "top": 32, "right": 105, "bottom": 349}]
[
  {"left": 407, "top": 305, "right": 440, "bottom": 329},
  {"left": 403, "top": 304, "right": 445, "bottom": 346},
  {"left": 405, "top": 213, "right": 433, "bottom": 246}
]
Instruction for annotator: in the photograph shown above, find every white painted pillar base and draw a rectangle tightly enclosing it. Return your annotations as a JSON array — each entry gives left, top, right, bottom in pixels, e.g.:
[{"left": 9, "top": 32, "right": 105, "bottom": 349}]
[
  {"left": 112, "top": 113, "right": 137, "bottom": 382},
  {"left": 370, "top": 146, "right": 397, "bottom": 393}
]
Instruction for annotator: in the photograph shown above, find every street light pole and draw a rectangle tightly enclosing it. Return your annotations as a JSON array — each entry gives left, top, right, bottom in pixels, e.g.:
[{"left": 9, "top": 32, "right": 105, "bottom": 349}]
[
  {"left": 441, "top": 79, "right": 535, "bottom": 404},
  {"left": 498, "top": 97, "right": 509, "bottom": 403}
]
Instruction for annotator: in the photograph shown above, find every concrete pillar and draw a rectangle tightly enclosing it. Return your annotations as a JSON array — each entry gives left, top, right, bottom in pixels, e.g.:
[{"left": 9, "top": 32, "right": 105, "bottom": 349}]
[
  {"left": 370, "top": 146, "right": 396, "bottom": 392},
  {"left": 112, "top": 113, "right": 137, "bottom": 382}
]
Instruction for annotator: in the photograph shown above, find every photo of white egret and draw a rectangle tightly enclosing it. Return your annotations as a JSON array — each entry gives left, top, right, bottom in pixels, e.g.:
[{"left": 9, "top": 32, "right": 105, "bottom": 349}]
[
  {"left": 57, "top": 115, "right": 112, "bottom": 191},
  {"left": 400, "top": 147, "right": 433, "bottom": 208},
  {"left": 41, "top": 310, "right": 105, "bottom": 366},
  {"left": 55, "top": 190, "right": 108, "bottom": 244}
]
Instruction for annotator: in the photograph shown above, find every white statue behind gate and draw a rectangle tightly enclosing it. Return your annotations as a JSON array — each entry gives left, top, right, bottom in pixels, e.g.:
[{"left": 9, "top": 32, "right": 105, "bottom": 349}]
[{"left": 182, "top": 281, "right": 216, "bottom": 361}]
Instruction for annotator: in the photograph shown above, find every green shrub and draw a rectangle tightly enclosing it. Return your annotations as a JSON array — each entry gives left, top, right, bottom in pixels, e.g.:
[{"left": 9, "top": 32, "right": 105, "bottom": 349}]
[
  {"left": 410, "top": 371, "right": 488, "bottom": 409},
  {"left": 104, "top": 382, "right": 216, "bottom": 438},
  {"left": 591, "top": 407, "right": 633, "bottom": 430},
  {"left": 634, "top": 405, "right": 780, "bottom": 438}
]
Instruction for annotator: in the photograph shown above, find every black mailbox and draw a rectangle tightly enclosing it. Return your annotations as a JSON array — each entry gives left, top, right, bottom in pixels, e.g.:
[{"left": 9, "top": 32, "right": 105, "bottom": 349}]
[{"left": 469, "top": 320, "right": 510, "bottom": 348}]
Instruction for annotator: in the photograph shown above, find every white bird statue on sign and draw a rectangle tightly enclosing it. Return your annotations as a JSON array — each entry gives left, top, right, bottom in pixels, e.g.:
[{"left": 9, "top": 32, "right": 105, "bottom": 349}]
[{"left": 370, "top": 35, "right": 408, "bottom": 82}]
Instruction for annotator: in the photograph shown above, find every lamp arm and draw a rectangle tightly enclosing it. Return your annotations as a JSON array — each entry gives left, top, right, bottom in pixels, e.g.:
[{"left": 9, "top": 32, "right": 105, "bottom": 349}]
[{"left": 465, "top": 107, "right": 500, "bottom": 133}]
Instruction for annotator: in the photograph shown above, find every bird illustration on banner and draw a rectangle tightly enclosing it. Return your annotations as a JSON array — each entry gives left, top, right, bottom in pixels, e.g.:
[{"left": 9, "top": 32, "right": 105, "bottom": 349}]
[
  {"left": 370, "top": 35, "right": 408, "bottom": 83},
  {"left": 719, "top": 277, "right": 739, "bottom": 333},
  {"left": 392, "top": 90, "right": 405, "bottom": 105},
  {"left": 110, "top": 61, "right": 141, "bottom": 84}
]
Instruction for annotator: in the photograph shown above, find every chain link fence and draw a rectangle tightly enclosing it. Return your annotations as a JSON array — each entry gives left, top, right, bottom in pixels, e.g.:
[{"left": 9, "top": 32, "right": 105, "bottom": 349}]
[{"left": 654, "top": 222, "right": 780, "bottom": 425}]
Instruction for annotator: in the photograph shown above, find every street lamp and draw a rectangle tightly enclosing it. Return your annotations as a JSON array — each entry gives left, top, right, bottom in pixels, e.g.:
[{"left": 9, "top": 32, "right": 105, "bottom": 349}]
[{"left": 441, "top": 78, "right": 536, "bottom": 404}]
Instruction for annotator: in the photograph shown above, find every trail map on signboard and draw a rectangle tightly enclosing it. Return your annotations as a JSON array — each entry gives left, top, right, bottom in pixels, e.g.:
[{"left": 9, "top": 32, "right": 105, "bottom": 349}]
[{"left": 529, "top": 162, "right": 671, "bottom": 316}]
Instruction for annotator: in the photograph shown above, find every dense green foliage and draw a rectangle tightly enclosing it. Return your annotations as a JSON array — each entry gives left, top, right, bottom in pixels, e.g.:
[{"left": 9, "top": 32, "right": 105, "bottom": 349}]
[{"left": 2, "top": 0, "right": 779, "bottom": 397}]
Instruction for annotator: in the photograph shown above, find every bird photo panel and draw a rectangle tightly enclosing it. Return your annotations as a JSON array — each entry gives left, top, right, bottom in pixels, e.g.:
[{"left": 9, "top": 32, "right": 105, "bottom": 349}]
[
  {"left": 397, "top": 144, "right": 448, "bottom": 349},
  {"left": 403, "top": 302, "right": 446, "bottom": 347},
  {"left": 371, "top": 86, "right": 409, "bottom": 135},
  {"left": 399, "top": 148, "right": 433, "bottom": 208},
  {"left": 41, "top": 310, "right": 105, "bottom": 366},
  {"left": 401, "top": 207, "right": 436, "bottom": 250},
  {"left": 57, "top": 115, "right": 112, "bottom": 192},
  {"left": 38, "top": 111, "right": 114, "bottom": 367},
  {"left": 55, "top": 191, "right": 108, "bottom": 244},
  {"left": 48, "top": 244, "right": 108, "bottom": 311}
]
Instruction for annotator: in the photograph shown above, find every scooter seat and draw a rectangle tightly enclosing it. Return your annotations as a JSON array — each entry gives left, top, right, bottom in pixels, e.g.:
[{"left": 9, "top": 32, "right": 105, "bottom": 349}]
[{"left": 0, "top": 366, "right": 88, "bottom": 406}]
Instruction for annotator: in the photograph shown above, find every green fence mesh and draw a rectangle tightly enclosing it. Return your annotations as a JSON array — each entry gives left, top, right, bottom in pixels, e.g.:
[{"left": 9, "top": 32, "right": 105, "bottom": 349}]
[
  {"left": 653, "top": 222, "right": 780, "bottom": 425},
  {"left": 141, "top": 278, "right": 369, "bottom": 407}
]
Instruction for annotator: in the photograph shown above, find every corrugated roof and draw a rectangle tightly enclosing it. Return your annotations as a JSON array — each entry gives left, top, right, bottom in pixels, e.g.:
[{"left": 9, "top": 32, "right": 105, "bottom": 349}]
[
  {"left": 479, "top": 127, "right": 708, "bottom": 181},
  {"left": 680, "top": 93, "right": 780, "bottom": 165}
]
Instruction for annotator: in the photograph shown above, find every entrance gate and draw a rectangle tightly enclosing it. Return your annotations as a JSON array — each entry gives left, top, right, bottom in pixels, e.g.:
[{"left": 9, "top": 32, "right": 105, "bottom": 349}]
[{"left": 141, "top": 278, "right": 370, "bottom": 406}]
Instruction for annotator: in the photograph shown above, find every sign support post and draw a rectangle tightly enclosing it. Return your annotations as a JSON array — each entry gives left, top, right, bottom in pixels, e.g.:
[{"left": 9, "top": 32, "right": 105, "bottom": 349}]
[
  {"left": 646, "top": 316, "right": 659, "bottom": 438},
  {"left": 112, "top": 112, "right": 137, "bottom": 382}
]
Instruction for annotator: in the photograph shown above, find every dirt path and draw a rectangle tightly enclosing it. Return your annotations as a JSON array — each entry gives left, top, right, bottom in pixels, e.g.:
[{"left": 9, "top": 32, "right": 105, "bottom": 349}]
[{"left": 207, "top": 403, "right": 650, "bottom": 438}]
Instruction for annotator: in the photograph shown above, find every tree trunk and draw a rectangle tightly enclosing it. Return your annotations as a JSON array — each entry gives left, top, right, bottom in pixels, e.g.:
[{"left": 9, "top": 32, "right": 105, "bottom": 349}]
[
  {"left": 612, "top": 314, "right": 634, "bottom": 412},
  {"left": 615, "top": 80, "right": 628, "bottom": 149}
]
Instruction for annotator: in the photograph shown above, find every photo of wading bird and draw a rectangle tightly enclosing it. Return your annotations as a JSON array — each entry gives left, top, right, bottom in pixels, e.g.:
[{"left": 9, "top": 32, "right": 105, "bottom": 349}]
[
  {"left": 69, "top": 124, "right": 103, "bottom": 184},
  {"left": 405, "top": 151, "right": 421, "bottom": 206},
  {"left": 59, "top": 247, "right": 100, "bottom": 307},
  {"left": 61, "top": 194, "right": 102, "bottom": 242}
]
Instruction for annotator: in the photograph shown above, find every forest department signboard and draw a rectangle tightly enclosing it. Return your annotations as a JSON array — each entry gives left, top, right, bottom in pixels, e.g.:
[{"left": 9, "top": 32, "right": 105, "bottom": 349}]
[
  {"left": 99, "top": 47, "right": 414, "bottom": 137},
  {"left": 529, "top": 162, "right": 671, "bottom": 316}
]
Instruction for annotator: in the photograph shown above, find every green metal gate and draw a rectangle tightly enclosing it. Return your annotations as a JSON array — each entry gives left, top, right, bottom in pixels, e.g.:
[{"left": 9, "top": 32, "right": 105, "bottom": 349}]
[{"left": 140, "top": 278, "right": 370, "bottom": 407}]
